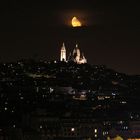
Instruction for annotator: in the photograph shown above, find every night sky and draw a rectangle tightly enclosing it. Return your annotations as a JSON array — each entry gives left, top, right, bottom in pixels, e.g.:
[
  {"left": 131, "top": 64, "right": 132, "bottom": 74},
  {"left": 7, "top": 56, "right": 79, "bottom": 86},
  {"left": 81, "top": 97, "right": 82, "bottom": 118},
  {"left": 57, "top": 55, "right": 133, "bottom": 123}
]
[{"left": 0, "top": 0, "right": 140, "bottom": 74}]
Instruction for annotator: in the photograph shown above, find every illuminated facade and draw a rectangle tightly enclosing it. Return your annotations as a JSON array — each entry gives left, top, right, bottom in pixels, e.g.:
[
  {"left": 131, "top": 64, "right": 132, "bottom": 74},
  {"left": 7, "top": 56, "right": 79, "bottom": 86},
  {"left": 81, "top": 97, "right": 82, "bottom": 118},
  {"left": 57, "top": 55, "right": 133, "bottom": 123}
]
[
  {"left": 71, "top": 44, "right": 87, "bottom": 64},
  {"left": 60, "top": 43, "right": 66, "bottom": 61},
  {"left": 60, "top": 43, "right": 87, "bottom": 64}
]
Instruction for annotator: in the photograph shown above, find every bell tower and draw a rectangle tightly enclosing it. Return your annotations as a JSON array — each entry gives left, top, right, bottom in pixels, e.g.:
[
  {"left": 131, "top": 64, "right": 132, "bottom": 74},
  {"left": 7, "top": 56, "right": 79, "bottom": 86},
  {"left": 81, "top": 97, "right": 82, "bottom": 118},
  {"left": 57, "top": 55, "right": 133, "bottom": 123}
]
[{"left": 60, "top": 43, "right": 66, "bottom": 61}]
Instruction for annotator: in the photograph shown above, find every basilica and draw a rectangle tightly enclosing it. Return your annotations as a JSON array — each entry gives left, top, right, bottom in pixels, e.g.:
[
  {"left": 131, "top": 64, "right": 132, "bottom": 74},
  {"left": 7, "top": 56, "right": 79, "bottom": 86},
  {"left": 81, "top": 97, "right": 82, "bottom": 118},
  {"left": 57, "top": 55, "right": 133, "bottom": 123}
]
[{"left": 60, "top": 43, "right": 87, "bottom": 64}]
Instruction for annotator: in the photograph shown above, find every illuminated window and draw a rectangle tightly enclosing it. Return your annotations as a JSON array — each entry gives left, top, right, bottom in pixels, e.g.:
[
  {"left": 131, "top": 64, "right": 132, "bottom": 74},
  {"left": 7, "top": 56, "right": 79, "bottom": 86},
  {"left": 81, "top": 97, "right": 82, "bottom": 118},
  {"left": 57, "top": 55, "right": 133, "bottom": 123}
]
[
  {"left": 94, "top": 129, "right": 97, "bottom": 133},
  {"left": 4, "top": 107, "right": 7, "bottom": 111},
  {"left": 40, "top": 125, "right": 42, "bottom": 129},
  {"left": 71, "top": 128, "right": 75, "bottom": 132}
]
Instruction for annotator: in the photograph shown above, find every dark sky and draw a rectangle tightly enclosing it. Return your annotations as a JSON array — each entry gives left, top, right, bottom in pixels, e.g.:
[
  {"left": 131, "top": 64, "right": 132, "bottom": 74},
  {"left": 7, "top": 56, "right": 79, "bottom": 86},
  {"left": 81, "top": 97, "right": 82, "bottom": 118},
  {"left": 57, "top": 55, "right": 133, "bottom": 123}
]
[{"left": 0, "top": 0, "right": 140, "bottom": 74}]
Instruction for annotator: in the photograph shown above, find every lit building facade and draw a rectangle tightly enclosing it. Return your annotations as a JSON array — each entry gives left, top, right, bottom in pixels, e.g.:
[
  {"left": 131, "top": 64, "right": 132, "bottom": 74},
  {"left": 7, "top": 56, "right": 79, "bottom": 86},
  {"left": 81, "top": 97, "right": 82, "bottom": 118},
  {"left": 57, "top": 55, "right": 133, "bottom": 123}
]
[
  {"left": 60, "top": 43, "right": 87, "bottom": 64},
  {"left": 60, "top": 43, "right": 66, "bottom": 61}
]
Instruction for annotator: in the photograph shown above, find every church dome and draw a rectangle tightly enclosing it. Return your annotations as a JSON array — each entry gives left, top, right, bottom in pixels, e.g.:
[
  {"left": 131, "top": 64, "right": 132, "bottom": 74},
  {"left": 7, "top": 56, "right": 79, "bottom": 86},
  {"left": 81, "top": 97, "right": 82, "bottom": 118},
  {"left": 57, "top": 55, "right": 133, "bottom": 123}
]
[
  {"left": 60, "top": 42, "right": 87, "bottom": 64},
  {"left": 73, "top": 44, "right": 80, "bottom": 57}
]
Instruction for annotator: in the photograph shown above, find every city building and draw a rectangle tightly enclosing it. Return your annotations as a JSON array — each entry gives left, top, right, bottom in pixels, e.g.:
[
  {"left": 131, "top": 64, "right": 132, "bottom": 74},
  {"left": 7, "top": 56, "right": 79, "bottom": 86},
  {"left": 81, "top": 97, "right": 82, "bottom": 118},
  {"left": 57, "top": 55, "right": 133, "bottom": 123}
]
[
  {"left": 60, "top": 43, "right": 66, "bottom": 61},
  {"left": 60, "top": 43, "right": 87, "bottom": 64}
]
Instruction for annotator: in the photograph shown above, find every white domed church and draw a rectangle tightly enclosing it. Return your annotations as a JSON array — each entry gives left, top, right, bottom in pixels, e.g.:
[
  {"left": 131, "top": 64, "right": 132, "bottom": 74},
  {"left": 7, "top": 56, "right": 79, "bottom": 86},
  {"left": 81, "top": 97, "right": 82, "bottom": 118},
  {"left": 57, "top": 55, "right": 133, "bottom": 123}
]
[{"left": 60, "top": 43, "right": 87, "bottom": 64}]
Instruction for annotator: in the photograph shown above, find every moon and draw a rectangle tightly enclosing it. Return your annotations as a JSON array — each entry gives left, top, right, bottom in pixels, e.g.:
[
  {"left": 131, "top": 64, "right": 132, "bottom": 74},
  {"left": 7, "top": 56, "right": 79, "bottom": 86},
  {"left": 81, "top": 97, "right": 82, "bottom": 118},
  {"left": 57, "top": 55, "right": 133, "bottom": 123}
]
[{"left": 71, "top": 17, "right": 82, "bottom": 27}]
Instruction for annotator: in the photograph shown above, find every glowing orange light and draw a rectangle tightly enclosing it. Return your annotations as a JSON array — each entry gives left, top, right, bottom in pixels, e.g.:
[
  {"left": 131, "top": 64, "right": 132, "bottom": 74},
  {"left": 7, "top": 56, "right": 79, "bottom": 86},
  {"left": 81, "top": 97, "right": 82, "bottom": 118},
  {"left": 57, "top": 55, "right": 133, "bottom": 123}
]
[{"left": 71, "top": 17, "right": 82, "bottom": 27}]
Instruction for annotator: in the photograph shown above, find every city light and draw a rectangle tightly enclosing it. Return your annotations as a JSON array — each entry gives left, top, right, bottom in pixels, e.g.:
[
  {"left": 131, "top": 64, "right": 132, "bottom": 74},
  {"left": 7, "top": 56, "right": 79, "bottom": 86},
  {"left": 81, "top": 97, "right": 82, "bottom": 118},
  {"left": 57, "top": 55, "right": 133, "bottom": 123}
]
[{"left": 71, "top": 128, "right": 75, "bottom": 132}]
